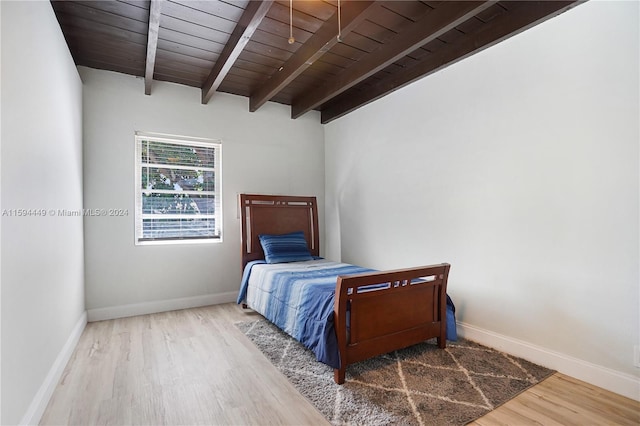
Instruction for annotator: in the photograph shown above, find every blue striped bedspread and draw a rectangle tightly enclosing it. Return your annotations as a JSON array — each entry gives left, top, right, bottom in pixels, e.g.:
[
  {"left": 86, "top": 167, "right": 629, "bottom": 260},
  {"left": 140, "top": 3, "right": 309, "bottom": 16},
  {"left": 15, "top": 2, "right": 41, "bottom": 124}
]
[{"left": 237, "top": 259, "right": 373, "bottom": 369}]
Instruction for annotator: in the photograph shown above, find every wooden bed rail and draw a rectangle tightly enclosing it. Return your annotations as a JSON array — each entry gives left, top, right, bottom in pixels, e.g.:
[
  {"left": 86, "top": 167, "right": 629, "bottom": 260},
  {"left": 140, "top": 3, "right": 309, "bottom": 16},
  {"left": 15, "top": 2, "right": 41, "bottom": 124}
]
[{"left": 333, "top": 263, "right": 451, "bottom": 384}]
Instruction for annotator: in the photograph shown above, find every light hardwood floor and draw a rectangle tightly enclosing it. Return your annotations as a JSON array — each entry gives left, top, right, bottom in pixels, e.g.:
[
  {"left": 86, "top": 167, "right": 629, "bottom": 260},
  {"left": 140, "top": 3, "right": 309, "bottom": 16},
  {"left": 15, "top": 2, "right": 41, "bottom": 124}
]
[{"left": 41, "top": 303, "right": 639, "bottom": 425}]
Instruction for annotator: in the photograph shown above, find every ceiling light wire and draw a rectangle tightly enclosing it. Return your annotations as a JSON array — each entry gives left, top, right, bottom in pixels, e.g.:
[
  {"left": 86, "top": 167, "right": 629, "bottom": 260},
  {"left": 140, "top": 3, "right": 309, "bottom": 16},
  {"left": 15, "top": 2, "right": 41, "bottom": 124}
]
[
  {"left": 288, "top": 0, "right": 295, "bottom": 44},
  {"left": 337, "top": 0, "right": 342, "bottom": 42}
]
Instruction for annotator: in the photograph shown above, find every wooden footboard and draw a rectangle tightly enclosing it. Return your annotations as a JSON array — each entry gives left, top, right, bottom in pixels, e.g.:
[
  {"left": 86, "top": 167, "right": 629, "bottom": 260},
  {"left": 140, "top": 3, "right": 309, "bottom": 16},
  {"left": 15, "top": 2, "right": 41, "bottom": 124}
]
[{"left": 333, "top": 263, "right": 451, "bottom": 384}]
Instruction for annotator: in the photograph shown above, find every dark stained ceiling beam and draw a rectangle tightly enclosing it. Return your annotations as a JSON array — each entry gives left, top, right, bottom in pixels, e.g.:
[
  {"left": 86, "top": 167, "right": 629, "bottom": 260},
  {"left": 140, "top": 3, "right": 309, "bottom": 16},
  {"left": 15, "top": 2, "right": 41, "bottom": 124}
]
[
  {"left": 201, "top": 0, "right": 274, "bottom": 104},
  {"left": 249, "top": 1, "right": 379, "bottom": 113},
  {"left": 144, "top": 0, "right": 163, "bottom": 95},
  {"left": 320, "top": 0, "right": 583, "bottom": 124},
  {"left": 291, "top": 0, "right": 497, "bottom": 119}
]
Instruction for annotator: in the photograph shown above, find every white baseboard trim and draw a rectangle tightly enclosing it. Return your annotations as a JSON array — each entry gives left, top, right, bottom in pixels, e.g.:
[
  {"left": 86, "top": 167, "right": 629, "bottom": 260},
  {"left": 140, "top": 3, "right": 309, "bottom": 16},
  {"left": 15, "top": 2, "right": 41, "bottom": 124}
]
[
  {"left": 457, "top": 321, "right": 640, "bottom": 401},
  {"left": 87, "top": 291, "right": 238, "bottom": 322},
  {"left": 20, "top": 311, "right": 87, "bottom": 426}
]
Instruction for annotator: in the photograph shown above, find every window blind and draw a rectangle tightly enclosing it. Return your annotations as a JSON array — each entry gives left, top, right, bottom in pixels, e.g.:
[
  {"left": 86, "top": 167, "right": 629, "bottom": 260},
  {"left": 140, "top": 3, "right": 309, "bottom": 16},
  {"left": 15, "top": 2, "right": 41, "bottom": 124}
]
[{"left": 135, "top": 133, "right": 222, "bottom": 244}]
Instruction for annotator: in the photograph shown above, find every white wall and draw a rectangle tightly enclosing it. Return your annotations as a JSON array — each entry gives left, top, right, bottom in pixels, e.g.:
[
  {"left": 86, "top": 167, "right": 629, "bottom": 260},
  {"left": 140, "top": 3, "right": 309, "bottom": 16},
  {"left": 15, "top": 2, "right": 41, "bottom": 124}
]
[
  {"left": 0, "top": 1, "right": 3, "bottom": 420},
  {"left": 325, "top": 1, "right": 639, "bottom": 398},
  {"left": 81, "top": 67, "right": 325, "bottom": 318},
  {"left": 1, "top": 1, "right": 85, "bottom": 424}
]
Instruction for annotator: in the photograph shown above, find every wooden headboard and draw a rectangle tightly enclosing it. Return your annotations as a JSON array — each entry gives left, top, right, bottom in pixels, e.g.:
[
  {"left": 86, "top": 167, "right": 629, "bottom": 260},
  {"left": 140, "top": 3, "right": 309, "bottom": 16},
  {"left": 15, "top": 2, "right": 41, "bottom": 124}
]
[{"left": 240, "top": 194, "right": 319, "bottom": 270}]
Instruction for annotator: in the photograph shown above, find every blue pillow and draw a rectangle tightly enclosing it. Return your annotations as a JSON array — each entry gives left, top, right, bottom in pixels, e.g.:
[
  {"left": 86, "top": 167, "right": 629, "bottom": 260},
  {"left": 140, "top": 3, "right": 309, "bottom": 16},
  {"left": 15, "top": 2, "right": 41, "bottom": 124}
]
[{"left": 259, "top": 231, "right": 314, "bottom": 264}]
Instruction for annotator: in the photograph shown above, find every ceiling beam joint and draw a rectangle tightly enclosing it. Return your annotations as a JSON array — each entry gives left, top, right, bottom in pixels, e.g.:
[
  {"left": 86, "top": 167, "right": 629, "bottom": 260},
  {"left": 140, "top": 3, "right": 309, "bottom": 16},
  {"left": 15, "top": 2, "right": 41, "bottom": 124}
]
[
  {"left": 249, "top": 1, "right": 378, "bottom": 113},
  {"left": 201, "top": 0, "right": 274, "bottom": 104},
  {"left": 144, "top": 0, "right": 163, "bottom": 96},
  {"left": 291, "top": 0, "right": 497, "bottom": 119}
]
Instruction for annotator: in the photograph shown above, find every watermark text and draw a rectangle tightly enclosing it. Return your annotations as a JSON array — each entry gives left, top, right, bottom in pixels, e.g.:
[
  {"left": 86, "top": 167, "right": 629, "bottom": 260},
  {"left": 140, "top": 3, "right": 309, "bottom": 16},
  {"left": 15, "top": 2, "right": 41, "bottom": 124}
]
[{"left": 2, "top": 208, "right": 129, "bottom": 217}]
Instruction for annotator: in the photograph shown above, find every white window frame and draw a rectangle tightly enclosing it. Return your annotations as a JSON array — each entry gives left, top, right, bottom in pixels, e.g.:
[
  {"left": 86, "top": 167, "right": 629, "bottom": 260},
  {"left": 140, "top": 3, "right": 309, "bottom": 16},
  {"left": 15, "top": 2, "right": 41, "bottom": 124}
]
[{"left": 134, "top": 132, "right": 222, "bottom": 245}]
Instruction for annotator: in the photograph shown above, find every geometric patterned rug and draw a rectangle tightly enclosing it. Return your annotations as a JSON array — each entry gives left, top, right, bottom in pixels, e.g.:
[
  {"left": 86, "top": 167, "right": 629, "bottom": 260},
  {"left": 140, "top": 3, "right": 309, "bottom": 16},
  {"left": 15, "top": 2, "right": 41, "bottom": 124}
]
[{"left": 237, "top": 319, "right": 555, "bottom": 425}]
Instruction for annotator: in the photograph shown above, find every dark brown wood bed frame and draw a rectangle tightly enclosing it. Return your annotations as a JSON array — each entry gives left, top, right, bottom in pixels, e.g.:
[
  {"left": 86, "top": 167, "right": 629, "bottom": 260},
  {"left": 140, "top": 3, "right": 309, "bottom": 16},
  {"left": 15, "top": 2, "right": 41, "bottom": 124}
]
[{"left": 240, "top": 193, "right": 451, "bottom": 384}]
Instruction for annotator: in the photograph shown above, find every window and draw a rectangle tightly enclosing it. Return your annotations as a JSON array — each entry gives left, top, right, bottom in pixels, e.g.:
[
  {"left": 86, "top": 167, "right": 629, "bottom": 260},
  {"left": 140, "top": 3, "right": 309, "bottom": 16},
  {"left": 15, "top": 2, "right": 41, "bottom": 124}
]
[{"left": 135, "top": 132, "right": 222, "bottom": 244}]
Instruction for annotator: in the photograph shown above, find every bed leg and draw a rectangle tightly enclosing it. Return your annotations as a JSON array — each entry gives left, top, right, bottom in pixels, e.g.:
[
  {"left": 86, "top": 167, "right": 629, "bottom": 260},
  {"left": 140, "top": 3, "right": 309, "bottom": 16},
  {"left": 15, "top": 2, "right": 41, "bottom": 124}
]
[
  {"left": 334, "top": 368, "right": 346, "bottom": 385},
  {"left": 242, "top": 303, "right": 248, "bottom": 309}
]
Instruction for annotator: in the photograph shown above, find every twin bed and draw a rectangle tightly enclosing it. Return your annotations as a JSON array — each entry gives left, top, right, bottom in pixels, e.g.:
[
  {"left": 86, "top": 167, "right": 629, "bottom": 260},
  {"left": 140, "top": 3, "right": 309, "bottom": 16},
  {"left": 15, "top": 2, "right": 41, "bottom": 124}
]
[{"left": 236, "top": 193, "right": 451, "bottom": 384}]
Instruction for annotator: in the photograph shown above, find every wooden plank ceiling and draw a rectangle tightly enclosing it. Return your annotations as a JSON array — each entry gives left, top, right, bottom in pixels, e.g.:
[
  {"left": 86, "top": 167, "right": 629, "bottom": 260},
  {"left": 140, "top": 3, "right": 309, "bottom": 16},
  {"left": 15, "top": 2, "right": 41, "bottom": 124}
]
[{"left": 51, "top": 0, "right": 583, "bottom": 123}]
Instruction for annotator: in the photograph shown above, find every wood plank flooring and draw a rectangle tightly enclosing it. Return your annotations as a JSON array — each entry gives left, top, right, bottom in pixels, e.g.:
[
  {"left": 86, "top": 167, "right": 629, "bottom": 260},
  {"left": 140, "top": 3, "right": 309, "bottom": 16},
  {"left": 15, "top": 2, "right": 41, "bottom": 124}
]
[
  {"left": 41, "top": 303, "right": 640, "bottom": 425},
  {"left": 471, "top": 373, "right": 639, "bottom": 426}
]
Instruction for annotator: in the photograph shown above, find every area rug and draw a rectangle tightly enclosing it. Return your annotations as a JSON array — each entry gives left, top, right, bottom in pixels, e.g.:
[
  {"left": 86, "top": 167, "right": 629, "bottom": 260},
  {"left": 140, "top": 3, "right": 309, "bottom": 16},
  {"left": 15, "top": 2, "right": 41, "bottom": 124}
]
[{"left": 237, "top": 319, "right": 555, "bottom": 425}]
